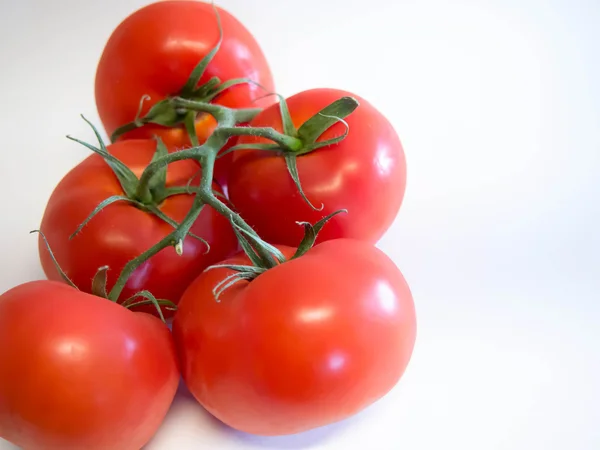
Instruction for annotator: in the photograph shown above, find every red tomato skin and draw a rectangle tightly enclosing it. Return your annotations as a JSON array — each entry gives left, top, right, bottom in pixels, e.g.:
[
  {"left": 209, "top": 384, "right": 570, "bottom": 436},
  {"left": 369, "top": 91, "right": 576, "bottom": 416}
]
[
  {"left": 0, "top": 281, "right": 179, "bottom": 450},
  {"left": 95, "top": 0, "right": 275, "bottom": 186},
  {"left": 173, "top": 239, "right": 416, "bottom": 435},
  {"left": 39, "top": 139, "right": 238, "bottom": 313},
  {"left": 227, "top": 88, "right": 407, "bottom": 246}
]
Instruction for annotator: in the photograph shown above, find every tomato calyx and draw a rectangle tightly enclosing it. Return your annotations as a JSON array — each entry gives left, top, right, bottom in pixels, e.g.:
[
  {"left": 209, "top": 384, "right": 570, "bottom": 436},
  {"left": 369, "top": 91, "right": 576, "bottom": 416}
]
[
  {"left": 109, "top": 4, "right": 263, "bottom": 146},
  {"left": 292, "top": 209, "right": 347, "bottom": 258},
  {"left": 32, "top": 230, "right": 176, "bottom": 321},
  {"left": 67, "top": 117, "right": 169, "bottom": 206},
  {"left": 109, "top": 83, "right": 262, "bottom": 145},
  {"left": 223, "top": 95, "right": 359, "bottom": 211},
  {"left": 276, "top": 96, "right": 358, "bottom": 212},
  {"left": 66, "top": 117, "right": 211, "bottom": 253},
  {"left": 204, "top": 210, "right": 346, "bottom": 301}
]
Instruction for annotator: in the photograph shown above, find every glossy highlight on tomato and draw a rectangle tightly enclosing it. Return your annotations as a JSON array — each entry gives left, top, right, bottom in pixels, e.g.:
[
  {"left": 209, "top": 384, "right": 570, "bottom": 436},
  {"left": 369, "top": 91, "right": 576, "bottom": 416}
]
[
  {"left": 38, "top": 139, "right": 238, "bottom": 312},
  {"left": 0, "top": 281, "right": 179, "bottom": 450},
  {"left": 173, "top": 239, "right": 416, "bottom": 435},
  {"left": 227, "top": 88, "right": 407, "bottom": 246}
]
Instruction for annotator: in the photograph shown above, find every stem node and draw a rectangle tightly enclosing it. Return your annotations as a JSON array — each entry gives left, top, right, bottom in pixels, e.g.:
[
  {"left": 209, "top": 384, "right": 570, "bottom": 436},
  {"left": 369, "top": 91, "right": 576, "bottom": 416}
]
[{"left": 175, "top": 239, "right": 184, "bottom": 256}]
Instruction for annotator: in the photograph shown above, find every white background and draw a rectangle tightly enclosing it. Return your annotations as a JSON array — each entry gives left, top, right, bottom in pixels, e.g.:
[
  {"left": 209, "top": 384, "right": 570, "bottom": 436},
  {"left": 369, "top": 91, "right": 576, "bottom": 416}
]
[{"left": 1, "top": 0, "right": 599, "bottom": 449}]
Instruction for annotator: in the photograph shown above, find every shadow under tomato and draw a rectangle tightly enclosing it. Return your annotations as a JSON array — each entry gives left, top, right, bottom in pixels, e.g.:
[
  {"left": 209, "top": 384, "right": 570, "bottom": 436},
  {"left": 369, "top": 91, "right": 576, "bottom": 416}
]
[
  {"left": 224, "top": 400, "right": 393, "bottom": 450},
  {"left": 227, "top": 419, "right": 354, "bottom": 450},
  {"left": 177, "top": 379, "right": 355, "bottom": 449},
  {"left": 146, "top": 379, "right": 386, "bottom": 449}
]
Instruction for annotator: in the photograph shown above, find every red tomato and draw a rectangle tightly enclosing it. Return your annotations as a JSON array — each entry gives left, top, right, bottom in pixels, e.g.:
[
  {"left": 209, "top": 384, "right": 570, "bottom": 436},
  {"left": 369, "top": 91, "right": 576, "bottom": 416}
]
[
  {"left": 39, "top": 139, "right": 238, "bottom": 313},
  {"left": 227, "top": 88, "right": 407, "bottom": 246},
  {"left": 95, "top": 0, "right": 275, "bottom": 186},
  {"left": 0, "top": 280, "right": 179, "bottom": 450},
  {"left": 173, "top": 239, "right": 416, "bottom": 435}
]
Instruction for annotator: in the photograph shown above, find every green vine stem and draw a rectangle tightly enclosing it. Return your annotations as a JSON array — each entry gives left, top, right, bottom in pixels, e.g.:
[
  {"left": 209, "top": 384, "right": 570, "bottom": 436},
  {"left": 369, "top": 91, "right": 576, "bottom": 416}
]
[
  {"left": 107, "top": 101, "right": 285, "bottom": 301},
  {"left": 106, "top": 93, "right": 360, "bottom": 302}
]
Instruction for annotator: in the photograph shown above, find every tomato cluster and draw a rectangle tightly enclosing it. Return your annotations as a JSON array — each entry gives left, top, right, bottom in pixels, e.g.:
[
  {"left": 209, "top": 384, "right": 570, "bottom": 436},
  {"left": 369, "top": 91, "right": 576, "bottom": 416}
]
[{"left": 0, "top": 1, "right": 416, "bottom": 448}]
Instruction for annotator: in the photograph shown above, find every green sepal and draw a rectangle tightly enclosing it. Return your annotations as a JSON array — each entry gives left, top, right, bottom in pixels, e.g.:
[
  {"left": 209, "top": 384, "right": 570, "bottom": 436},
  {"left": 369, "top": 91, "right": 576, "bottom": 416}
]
[
  {"left": 135, "top": 95, "right": 151, "bottom": 123},
  {"left": 68, "top": 116, "right": 139, "bottom": 198},
  {"left": 160, "top": 186, "right": 196, "bottom": 200},
  {"left": 284, "top": 154, "right": 323, "bottom": 211},
  {"left": 121, "top": 290, "right": 176, "bottom": 323},
  {"left": 110, "top": 99, "right": 185, "bottom": 144},
  {"left": 232, "top": 222, "right": 287, "bottom": 265},
  {"left": 204, "top": 78, "right": 261, "bottom": 103},
  {"left": 232, "top": 107, "right": 264, "bottom": 124},
  {"left": 274, "top": 93, "right": 297, "bottom": 137},
  {"left": 231, "top": 221, "right": 269, "bottom": 268},
  {"left": 122, "top": 297, "right": 177, "bottom": 314},
  {"left": 205, "top": 263, "right": 267, "bottom": 302},
  {"left": 217, "top": 142, "right": 281, "bottom": 159},
  {"left": 70, "top": 195, "right": 139, "bottom": 240},
  {"left": 297, "top": 97, "right": 359, "bottom": 144},
  {"left": 110, "top": 122, "right": 141, "bottom": 143},
  {"left": 205, "top": 264, "right": 266, "bottom": 275},
  {"left": 91, "top": 266, "right": 109, "bottom": 298},
  {"left": 66, "top": 135, "right": 138, "bottom": 198},
  {"left": 31, "top": 230, "right": 79, "bottom": 290},
  {"left": 180, "top": 3, "right": 223, "bottom": 96},
  {"left": 301, "top": 114, "right": 350, "bottom": 153},
  {"left": 184, "top": 111, "right": 200, "bottom": 147},
  {"left": 213, "top": 189, "right": 228, "bottom": 202},
  {"left": 144, "top": 99, "right": 184, "bottom": 127},
  {"left": 185, "top": 169, "right": 203, "bottom": 195},
  {"left": 193, "top": 76, "right": 221, "bottom": 98},
  {"left": 212, "top": 271, "right": 256, "bottom": 302},
  {"left": 216, "top": 126, "right": 303, "bottom": 151},
  {"left": 147, "top": 137, "right": 170, "bottom": 201},
  {"left": 109, "top": 94, "right": 154, "bottom": 142},
  {"left": 292, "top": 209, "right": 347, "bottom": 259}
]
